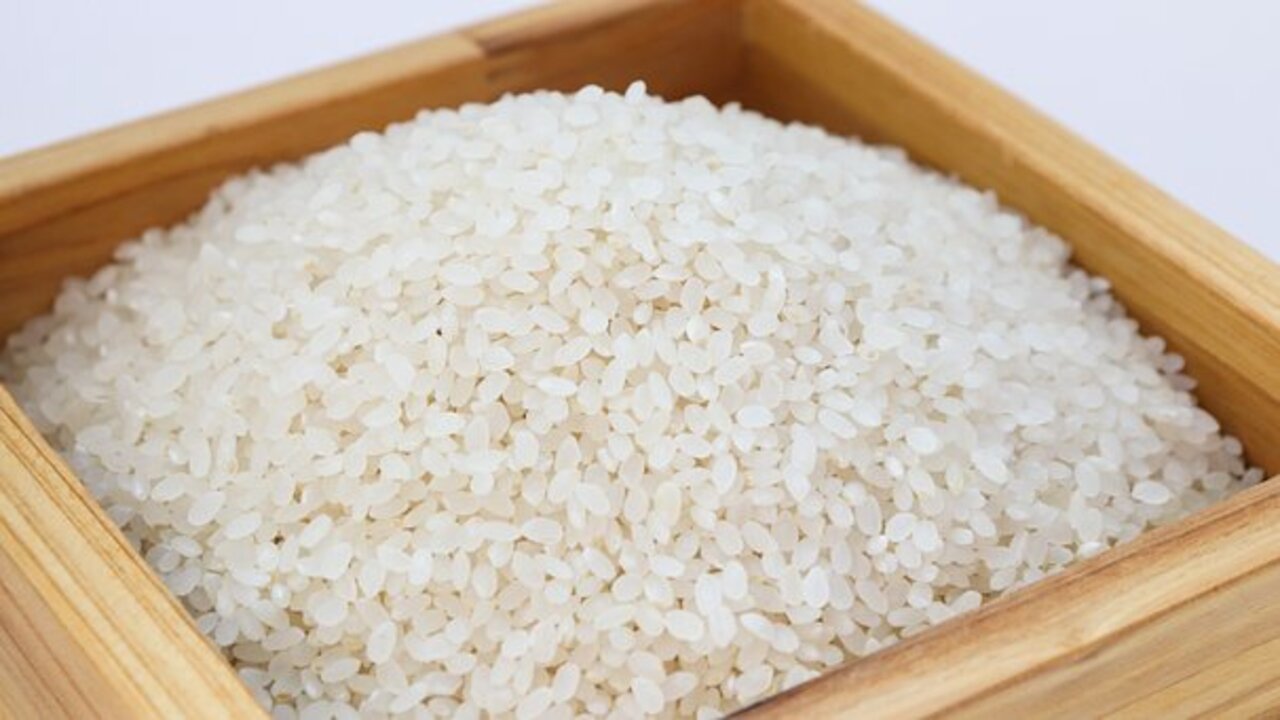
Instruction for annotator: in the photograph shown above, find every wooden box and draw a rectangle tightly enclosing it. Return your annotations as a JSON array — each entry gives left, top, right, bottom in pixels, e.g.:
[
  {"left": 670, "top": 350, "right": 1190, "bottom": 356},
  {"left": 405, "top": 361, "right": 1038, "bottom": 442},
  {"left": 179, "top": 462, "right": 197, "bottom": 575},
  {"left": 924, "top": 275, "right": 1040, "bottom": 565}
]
[{"left": 2, "top": 1, "right": 1278, "bottom": 717}]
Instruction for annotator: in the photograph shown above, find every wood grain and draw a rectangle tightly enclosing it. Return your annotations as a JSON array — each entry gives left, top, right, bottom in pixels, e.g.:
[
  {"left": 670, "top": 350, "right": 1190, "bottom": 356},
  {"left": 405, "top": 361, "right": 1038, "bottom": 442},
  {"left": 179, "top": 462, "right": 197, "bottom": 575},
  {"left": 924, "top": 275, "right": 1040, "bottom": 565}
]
[
  {"left": 0, "top": 387, "right": 264, "bottom": 718},
  {"left": 467, "top": 0, "right": 741, "bottom": 102},
  {"left": 1109, "top": 633, "right": 1280, "bottom": 718},
  {"left": 740, "top": 0, "right": 1280, "bottom": 475}
]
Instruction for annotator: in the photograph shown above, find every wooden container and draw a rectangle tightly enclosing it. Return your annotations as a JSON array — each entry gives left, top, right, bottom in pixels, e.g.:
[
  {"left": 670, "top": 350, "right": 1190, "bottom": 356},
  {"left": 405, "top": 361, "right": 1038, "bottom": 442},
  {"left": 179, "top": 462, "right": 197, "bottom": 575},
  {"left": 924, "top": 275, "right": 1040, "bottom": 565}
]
[{"left": 2, "top": 1, "right": 1278, "bottom": 717}]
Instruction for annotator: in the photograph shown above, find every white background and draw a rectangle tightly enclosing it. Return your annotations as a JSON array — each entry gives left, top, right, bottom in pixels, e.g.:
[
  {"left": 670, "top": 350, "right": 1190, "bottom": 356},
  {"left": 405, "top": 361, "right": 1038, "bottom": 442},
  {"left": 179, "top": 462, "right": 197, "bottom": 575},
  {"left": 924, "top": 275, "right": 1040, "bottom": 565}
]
[{"left": 3, "top": 0, "right": 1277, "bottom": 260}]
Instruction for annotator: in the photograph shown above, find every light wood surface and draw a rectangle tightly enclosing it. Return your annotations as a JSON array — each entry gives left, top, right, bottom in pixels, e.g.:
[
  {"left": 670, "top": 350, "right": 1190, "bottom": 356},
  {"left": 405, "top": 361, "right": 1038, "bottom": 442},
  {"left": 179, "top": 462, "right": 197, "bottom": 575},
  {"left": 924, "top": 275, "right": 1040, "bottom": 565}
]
[
  {"left": 1108, "top": 633, "right": 1280, "bottom": 718},
  {"left": 2, "top": 0, "right": 1280, "bottom": 717}
]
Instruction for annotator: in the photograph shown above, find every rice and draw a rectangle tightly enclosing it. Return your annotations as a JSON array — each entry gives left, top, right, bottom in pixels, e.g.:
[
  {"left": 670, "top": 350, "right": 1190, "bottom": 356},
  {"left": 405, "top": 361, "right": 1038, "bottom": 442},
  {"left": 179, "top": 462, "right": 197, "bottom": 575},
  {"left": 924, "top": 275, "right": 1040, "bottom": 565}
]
[{"left": 0, "top": 82, "right": 1260, "bottom": 719}]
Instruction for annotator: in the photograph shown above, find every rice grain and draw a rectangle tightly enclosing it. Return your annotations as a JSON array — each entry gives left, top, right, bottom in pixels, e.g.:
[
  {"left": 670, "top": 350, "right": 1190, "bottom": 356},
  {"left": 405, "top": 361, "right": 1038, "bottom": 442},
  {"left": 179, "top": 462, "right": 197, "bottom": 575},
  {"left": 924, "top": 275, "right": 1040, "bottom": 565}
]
[{"left": 0, "top": 82, "right": 1259, "bottom": 718}]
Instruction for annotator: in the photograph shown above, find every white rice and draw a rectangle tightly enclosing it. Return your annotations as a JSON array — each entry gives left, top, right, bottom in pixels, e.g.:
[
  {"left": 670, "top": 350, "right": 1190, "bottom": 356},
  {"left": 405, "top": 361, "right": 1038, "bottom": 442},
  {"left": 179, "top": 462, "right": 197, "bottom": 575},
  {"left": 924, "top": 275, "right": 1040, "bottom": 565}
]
[{"left": 0, "top": 82, "right": 1260, "bottom": 719}]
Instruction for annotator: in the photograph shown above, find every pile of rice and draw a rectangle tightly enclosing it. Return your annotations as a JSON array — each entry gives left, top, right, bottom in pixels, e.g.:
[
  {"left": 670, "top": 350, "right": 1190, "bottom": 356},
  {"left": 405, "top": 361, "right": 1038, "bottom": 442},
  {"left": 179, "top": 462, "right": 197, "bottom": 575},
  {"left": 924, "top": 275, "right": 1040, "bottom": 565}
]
[{"left": 0, "top": 83, "right": 1259, "bottom": 719}]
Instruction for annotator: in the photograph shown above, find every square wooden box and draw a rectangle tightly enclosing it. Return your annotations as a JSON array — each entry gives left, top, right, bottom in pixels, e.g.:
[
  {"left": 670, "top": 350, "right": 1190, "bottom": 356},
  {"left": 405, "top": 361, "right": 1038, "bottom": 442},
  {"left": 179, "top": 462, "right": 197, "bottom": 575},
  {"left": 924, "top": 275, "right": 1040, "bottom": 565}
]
[{"left": 2, "top": 1, "right": 1279, "bottom": 717}]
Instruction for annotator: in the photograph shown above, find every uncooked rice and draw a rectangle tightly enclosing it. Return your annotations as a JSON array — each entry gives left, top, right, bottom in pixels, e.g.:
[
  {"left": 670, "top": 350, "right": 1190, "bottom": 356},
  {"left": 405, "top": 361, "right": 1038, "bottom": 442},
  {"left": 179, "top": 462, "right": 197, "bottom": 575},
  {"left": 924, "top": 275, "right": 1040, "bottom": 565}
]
[{"left": 0, "top": 82, "right": 1261, "bottom": 719}]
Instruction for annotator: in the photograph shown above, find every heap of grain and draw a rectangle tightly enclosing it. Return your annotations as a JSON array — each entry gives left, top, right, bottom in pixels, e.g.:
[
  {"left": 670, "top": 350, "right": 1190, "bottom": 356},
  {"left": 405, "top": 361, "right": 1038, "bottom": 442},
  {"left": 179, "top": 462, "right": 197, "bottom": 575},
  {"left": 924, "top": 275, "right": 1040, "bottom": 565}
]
[{"left": 1, "top": 83, "right": 1257, "bottom": 718}]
